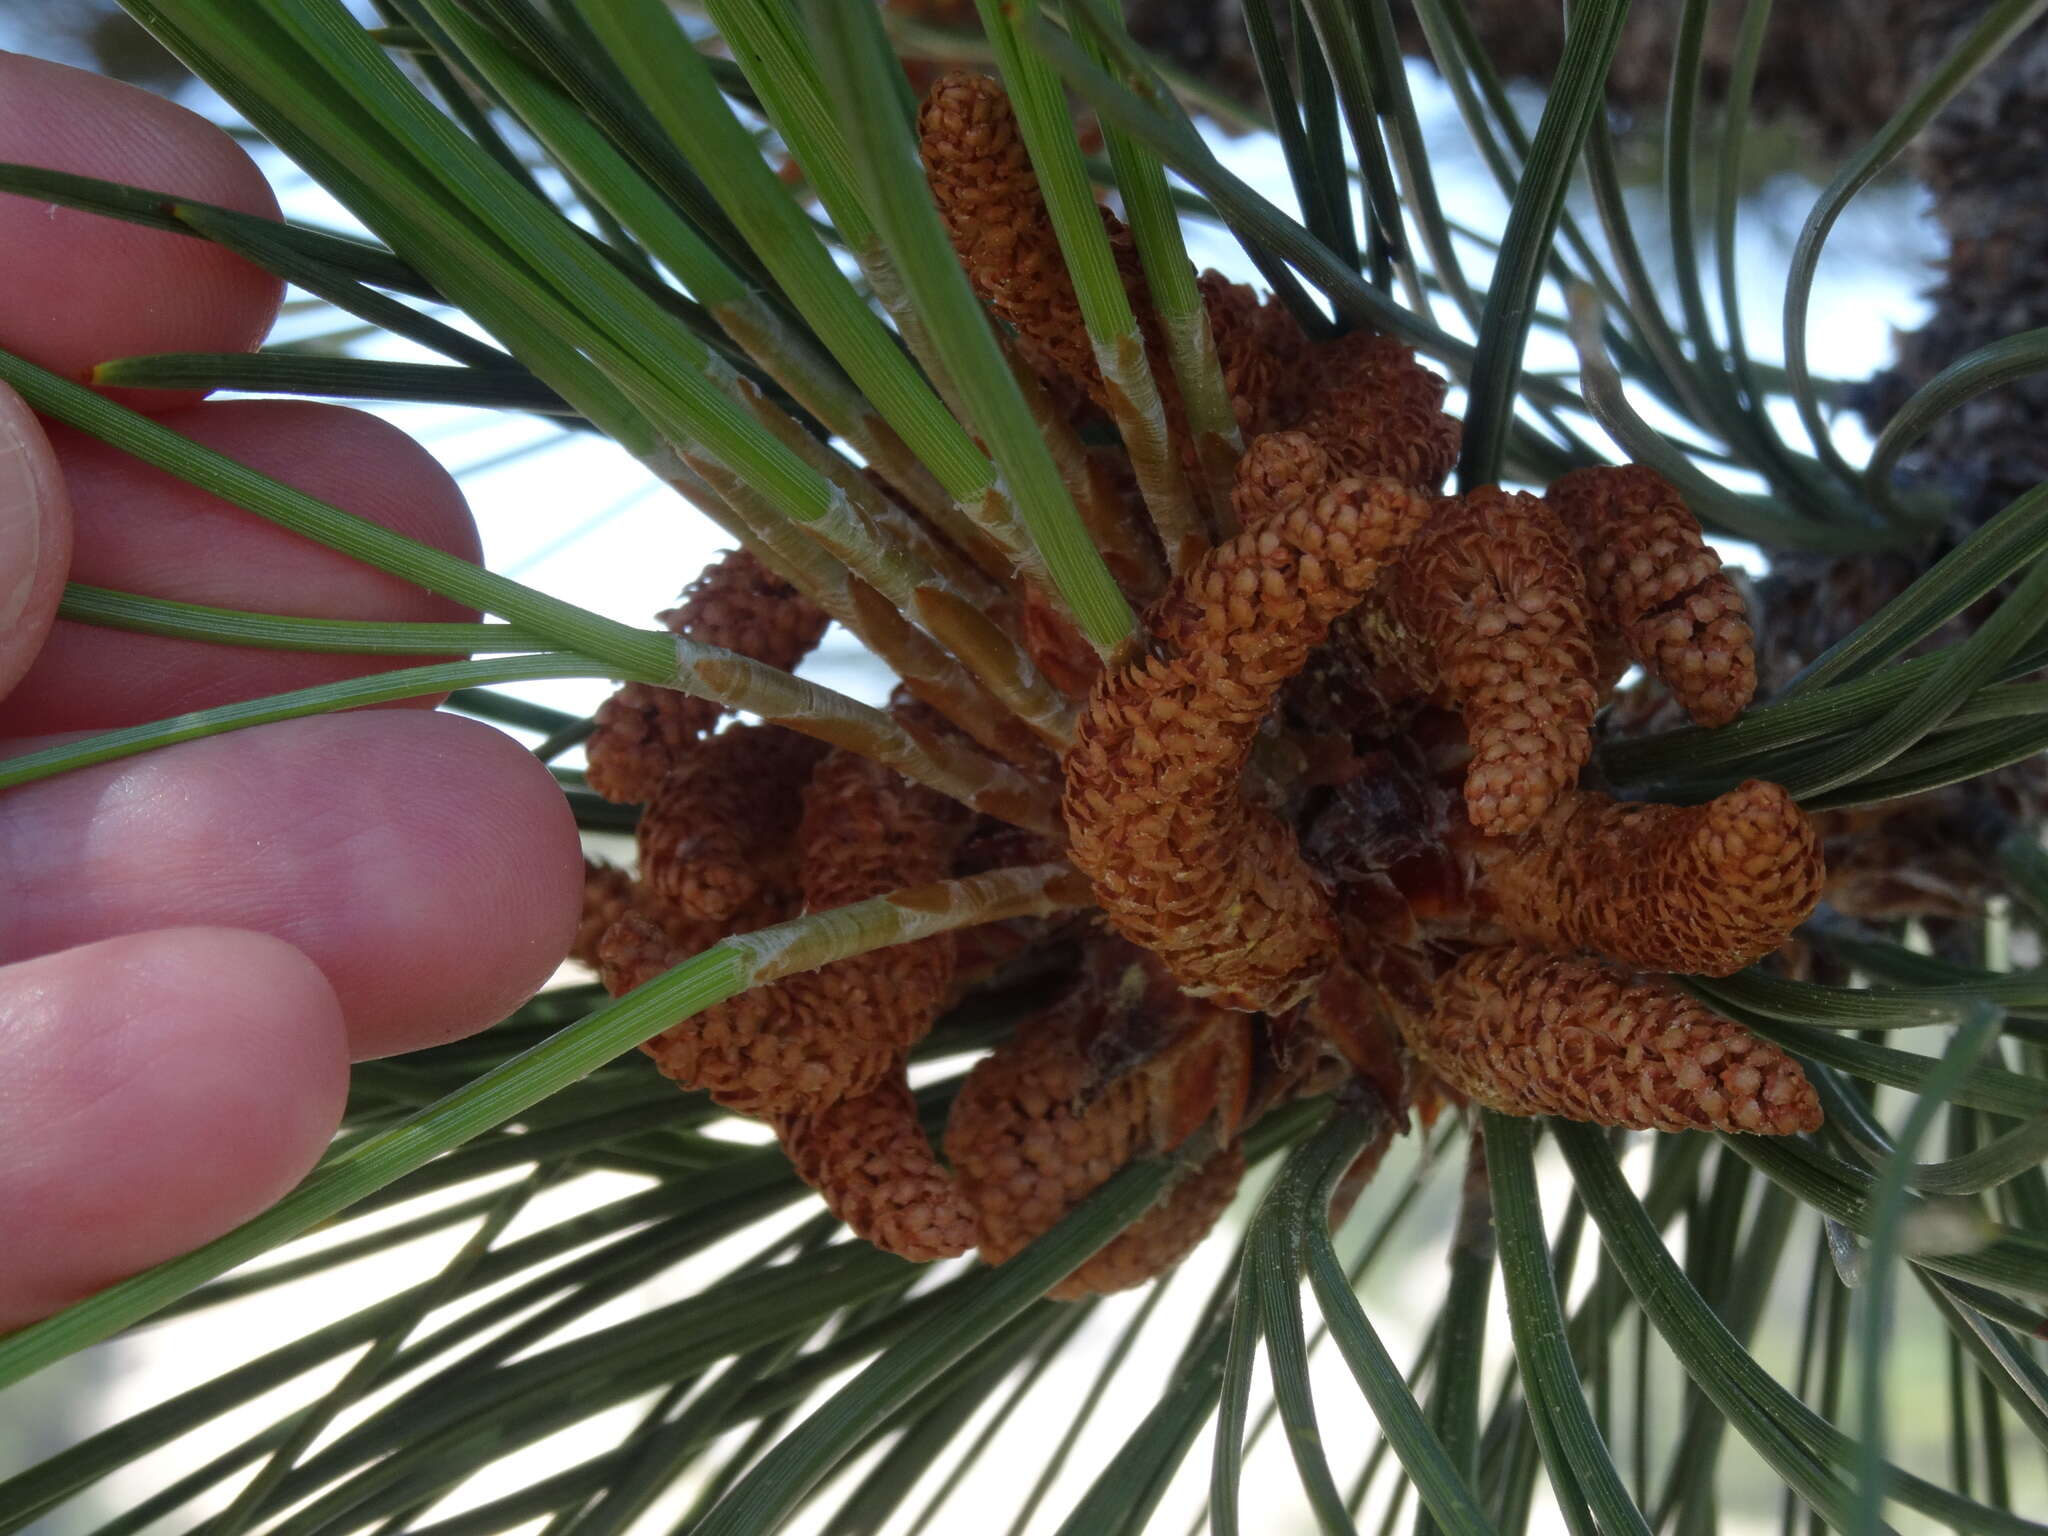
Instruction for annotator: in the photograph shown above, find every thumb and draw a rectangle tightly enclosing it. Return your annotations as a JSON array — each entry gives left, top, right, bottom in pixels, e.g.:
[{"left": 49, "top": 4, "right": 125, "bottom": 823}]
[{"left": 0, "top": 380, "right": 70, "bottom": 701}]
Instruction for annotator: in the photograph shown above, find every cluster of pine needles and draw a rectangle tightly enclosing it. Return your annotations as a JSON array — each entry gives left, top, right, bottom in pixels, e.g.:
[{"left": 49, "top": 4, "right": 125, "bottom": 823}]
[{"left": 3, "top": 1, "right": 2048, "bottom": 1534}]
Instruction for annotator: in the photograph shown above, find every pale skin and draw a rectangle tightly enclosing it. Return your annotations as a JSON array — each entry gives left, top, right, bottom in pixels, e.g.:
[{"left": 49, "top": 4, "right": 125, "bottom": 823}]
[{"left": 0, "top": 51, "right": 585, "bottom": 1328}]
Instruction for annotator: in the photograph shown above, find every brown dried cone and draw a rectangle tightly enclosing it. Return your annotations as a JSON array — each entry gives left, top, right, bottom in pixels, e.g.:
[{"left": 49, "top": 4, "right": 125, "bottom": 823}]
[
  {"left": 1473, "top": 780, "right": 1825, "bottom": 977},
  {"left": 1402, "top": 945, "right": 1823, "bottom": 1135},
  {"left": 585, "top": 547, "right": 829, "bottom": 805},
  {"left": 945, "top": 957, "right": 1253, "bottom": 1298},
  {"left": 1294, "top": 329, "right": 1461, "bottom": 491},
  {"left": 1368, "top": 487, "right": 1601, "bottom": 836},
  {"left": 571, "top": 859, "right": 636, "bottom": 971},
  {"left": 776, "top": 1070, "right": 978, "bottom": 1262},
  {"left": 1544, "top": 465, "right": 1757, "bottom": 726},
  {"left": 1064, "top": 441, "right": 1434, "bottom": 1011},
  {"left": 614, "top": 749, "right": 970, "bottom": 1117},
  {"left": 636, "top": 725, "right": 828, "bottom": 922}
]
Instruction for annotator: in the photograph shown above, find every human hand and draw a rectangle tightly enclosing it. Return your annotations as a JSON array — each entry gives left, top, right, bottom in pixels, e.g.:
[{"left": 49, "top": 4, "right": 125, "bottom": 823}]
[{"left": 0, "top": 51, "right": 583, "bottom": 1327}]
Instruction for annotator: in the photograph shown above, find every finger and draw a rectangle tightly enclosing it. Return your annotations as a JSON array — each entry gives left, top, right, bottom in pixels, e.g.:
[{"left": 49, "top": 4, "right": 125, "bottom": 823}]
[
  {"left": 0, "top": 711, "right": 583, "bottom": 1060},
  {"left": 0, "top": 400, "right": 482, "bottom": 735},
  {"left": 0, "top": 50, "right": 284, "bottom": 412},
  {"left": 0, "top": 382, "right": 70, "bottom": 697},
  {"left": 0, "top": 927, "right": 349, "bottom": 1329}
]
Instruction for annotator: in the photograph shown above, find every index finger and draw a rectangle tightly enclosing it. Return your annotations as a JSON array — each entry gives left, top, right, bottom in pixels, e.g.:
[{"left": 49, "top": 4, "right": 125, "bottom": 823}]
[{"left": 0, "top": 49, "right": 286, "bottom": 412}]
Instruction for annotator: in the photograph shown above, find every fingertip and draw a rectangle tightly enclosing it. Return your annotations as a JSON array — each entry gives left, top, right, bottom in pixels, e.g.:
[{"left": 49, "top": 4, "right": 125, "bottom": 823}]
[
  {"left": 0, "top": 52, "right": 285, "bottom": 411},
  {"left": 0, "top": 927, "right": 348, "bottom": 1328},
  {"left": 345, "top": 712, "right": 584, "bottom": 1056}
]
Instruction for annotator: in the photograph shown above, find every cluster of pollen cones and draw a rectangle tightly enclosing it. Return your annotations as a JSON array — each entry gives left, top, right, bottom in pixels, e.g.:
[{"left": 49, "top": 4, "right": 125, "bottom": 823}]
[{"left": 576, "top": 72, "right": 1830, "bottom": 1298}]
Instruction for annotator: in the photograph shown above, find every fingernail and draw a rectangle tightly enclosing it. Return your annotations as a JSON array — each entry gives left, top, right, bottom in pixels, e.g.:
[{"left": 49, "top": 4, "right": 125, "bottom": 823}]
[{"left": 0, "top": 381, "right": 50, "bottom": 632}]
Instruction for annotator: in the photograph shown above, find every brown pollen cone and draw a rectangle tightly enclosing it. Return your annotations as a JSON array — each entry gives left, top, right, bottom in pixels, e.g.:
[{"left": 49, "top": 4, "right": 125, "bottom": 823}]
[
  {"left": 1064, "top": 441, "right": 1434, "bottom": 1011},
  {"left": 636, "top": 724, "right": 827, "bottom": 923},
  {"left": 596, "top": 911, "right": 687, "bottom": 997},
  {"left": 1229, "top": 430, "right": 1334, "bottom": 532},
  {"left": 1053, "top": 1145, "right": 1246, "bottom": 1300},
  {"left": 944, "top": 959, "right": 1250, "bottom": 1297},
  {"left": 1372, "top": 487, "right": 1601, "bottom": 836},
  {"left": 571, "top": 859, "right": 635, "bottom": 971},
  {"left": 919, "top": 72, "right": 1107, "bottom": 407},
  {"left": 1545, "top": 465, "right": 1757, "bottom": 726},
  {"left": 596, "top": 891, "right": 778, "bottom": 1013},
  {"left": 1403, "top": 946, "right": 1822, "bottom": 1135},
  {"left": 1812, "top": 802, "right": 2003, "bottom": 924},
  {"left": 1301, "top": 958, "right": 1410, "bottom": 1116},
  {"left": 1020, "top": 573, "right": 1104, "bottom": 697},
  {"left": 631, "top": 749, "right": 969, "bottom": 1118},
  {"left": 1201, "top": 270, "right": 1312, "bottom": 437},
  {"left": 1295, "top": 329, "right": 1461, "bottom": 491},
  {"left": 777, "top": 1070, "right": 978, "bottom": 1263},
  {"left": 585, "top": 548, "right": 828, "bottom": 804},
  {"left": 596, "top": 788, "right": 805, "bottom": 999},
  {"left": 1474, "top": 780, "right": 1824, "bottom": 976}
]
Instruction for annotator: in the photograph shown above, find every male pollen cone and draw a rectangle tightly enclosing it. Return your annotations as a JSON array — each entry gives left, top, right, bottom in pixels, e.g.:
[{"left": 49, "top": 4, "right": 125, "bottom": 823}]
[{"left": 1406, "top": 946, "right": 1823, "bottom": 1136}]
